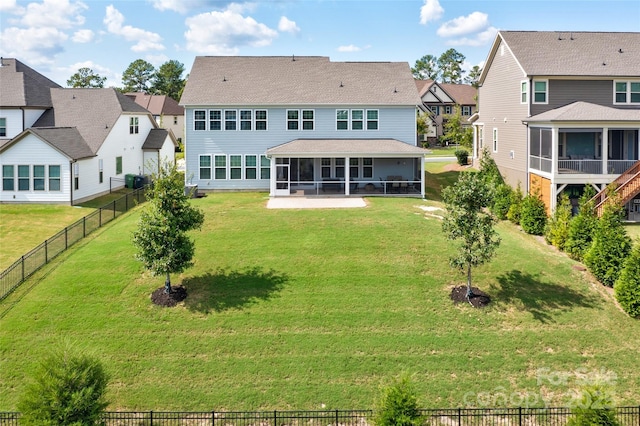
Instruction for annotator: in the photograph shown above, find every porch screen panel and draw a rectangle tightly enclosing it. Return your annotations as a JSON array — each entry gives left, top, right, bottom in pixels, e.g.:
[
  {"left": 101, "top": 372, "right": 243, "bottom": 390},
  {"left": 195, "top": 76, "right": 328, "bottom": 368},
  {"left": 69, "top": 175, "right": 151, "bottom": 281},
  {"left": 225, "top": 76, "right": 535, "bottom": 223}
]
[
  {"left": 540, "top": 129, "right": 552, "bottom": 158},
  {"left": 530, "top": 128, "right": 541, "bottom": 156}
]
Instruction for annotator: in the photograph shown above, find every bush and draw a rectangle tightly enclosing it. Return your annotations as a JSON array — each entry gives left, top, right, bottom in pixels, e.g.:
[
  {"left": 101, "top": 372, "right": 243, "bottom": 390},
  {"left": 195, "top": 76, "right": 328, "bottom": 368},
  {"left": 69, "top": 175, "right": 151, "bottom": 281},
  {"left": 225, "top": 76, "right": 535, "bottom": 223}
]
[
  {"left": 614, "top": 239, "right": 640, "bottom": 317},
  {"left": 584, "top": 200, "right": 632, "bottom": 287},
  {"left": 491, "top": 183, "right": 513, "bottom": 220},
  {"left": 454, "top": 149, "right": 469, "bottom": 166},
  {"left": 567, "top": 384, "right": 620, "bottom": 426},
  {"left": 18, "top": 345, "right": 109, "bottom": 426},
  {"left": 520, "top": 191, "right": 547, "bottom": 235},
  {"left": 565, "top": 186, "right": 597, "bottom": 261},
  {"left": 507, "top": 182, "right": 524, "bottom": 225},
  {"left": 545, "top": 193, "right": 572, "bottom": 250},
  {"left": 478, "top": 148, "right": 504, "bottom": 187},
  {"left": 374, "top": 375, "right": 421, "bottom": 426}
]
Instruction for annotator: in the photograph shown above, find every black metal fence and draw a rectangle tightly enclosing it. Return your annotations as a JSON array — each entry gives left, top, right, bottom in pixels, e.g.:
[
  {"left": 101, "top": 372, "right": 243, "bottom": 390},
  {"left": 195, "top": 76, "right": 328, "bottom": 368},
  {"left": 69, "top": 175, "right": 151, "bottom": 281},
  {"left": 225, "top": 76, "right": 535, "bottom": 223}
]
[
  {"left": 0, "top": 187, "right": 148, "bottom": 301},
  {"left": 1, "top": 407, "right": 639, "bottom": 425}
]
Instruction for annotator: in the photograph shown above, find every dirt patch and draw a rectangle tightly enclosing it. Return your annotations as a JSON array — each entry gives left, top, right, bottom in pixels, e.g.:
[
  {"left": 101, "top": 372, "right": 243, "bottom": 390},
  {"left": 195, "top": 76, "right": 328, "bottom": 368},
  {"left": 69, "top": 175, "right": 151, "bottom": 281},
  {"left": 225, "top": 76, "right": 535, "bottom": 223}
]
[
  {"left": 450, "top": 285, "right": 491, "bottom": 308},
  {"left": 151, "top": 286, "right": 187, "bottom": 307}
]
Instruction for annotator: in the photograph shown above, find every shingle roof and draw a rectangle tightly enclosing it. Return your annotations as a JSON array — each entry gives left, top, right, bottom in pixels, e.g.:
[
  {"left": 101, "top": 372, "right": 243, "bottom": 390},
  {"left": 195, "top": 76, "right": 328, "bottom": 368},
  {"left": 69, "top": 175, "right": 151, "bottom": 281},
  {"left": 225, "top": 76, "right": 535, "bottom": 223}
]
[
  {"left": 415, "top": 79, "right": 435, "bottom": 97},
  {"left": 142, "top": 128, "right": 171, "bottom": 150},
  {"left": 439, "top": 83, "right": 476, "bottom": 105},
  {"left": 0, "top": 58, "right": 61, "bottom": 107},
  {"left": 266, "top": 139, "right": 429, "bottom": 156},
  {"left": 499, "top": 31, "right": 640, "bottom": 76},
  {"left": 181, "top": 56, "right": 421, "bottom": 106},
  {"left": 0, "top": 127, "right": 94, "bottom": 160},
  {"left": 525, "top": 101, "right": 640, "bottom": 122},
  {"left": 126, "top": 92, "right": 184, "bottom": 115}
]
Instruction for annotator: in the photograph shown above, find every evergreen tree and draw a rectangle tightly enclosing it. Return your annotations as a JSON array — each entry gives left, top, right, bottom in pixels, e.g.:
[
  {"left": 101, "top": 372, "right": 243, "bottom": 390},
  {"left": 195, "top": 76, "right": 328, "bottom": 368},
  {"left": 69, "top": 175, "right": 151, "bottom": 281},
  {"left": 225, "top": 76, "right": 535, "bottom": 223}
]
[
  {"left": 152, "top": 59, "right": 186, "bottom": 100},
  {"left": 67, "top": 67, "right": 106, "bottom": 88},
  {"left": 438, "top": 48, "right": 465, "bottom": 83},
  {"left": 507, "top": 182, "right": 524, "bottom": 225},
  {"left": 411, "top": 54, "right": 439, "bottom": 80},
  {"left": 520, "top": 191, "right": 547, "bottom": 235},
  {"left": 122, "top": 59, "right": 156, "bottom": 93},
  {"left": 545, "top": 193, "right": 572, "bottom": 250},
  {"left": 374, "top": 375, "right": 421, "bottom": 426},
  {"left": 614, "top": 239, "right": 640, "bottom": 318},
  {"left": 565, "top": 186, "right": 597, "bottom": 261}
]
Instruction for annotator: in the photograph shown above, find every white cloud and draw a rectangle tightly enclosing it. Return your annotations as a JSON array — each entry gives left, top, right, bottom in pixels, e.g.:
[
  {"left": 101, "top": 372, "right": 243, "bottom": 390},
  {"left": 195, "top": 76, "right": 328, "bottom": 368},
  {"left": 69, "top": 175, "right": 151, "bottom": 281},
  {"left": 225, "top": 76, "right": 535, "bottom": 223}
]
[
  {"left": 419, "top": 0, "right": 444, "bottom": 25},
  {"left": 437, "top": 11, "right": 489, "bottom": 37},
  {"left": 104, "top": 5, "right": 164, "bottom": 52},
  {"left": 20, "top": 0, "right": 87, "bottom": 29},
  {"left": 337, "top": 44, "right": 361, "bottom": 52},
  {"left": 446, "top": 26, "right": 498, "bottom": 47},
  {"left": 150, "top": 0, "right": 238, "bottom": 14},
  {"left": 278, "top": 16, "right": 300, "bottom": 34},
  {"left": 0, "top": 0, "right": 24, "bottom": 13},
  {"left": 184, "top": 6, "right": 278, "bottom": 55},
  {"left": 72, "top": 28, "right": 94, "bottom": 43},
  {"left": 0, "top": 26, "right": 68, "bottom": 67}
]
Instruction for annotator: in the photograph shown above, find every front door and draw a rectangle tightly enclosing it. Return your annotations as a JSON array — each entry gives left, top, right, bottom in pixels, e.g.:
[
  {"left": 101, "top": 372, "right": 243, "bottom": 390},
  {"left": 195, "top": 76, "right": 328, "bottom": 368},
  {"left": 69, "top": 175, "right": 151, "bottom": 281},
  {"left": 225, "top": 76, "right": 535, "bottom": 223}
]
[{"left": 275, "top": 158, "right": 290, "bottom": 196}]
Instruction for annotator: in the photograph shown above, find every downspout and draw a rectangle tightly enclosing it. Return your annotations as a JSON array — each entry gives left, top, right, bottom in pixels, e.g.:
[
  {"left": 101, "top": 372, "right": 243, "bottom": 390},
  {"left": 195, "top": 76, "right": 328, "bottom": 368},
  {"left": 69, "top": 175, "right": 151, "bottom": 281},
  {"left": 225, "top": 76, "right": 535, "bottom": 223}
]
[{"left": 69, "top": 160, "right": 74, "bottom": 205}]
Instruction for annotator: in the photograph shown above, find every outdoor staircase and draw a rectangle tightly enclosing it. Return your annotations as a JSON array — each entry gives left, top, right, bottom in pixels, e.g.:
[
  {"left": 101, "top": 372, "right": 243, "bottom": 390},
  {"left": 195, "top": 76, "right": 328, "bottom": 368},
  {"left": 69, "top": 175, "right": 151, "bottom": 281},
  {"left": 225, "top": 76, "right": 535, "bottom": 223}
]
[{"left": 590, "top": 160, "right": 640, "bottom": 217}]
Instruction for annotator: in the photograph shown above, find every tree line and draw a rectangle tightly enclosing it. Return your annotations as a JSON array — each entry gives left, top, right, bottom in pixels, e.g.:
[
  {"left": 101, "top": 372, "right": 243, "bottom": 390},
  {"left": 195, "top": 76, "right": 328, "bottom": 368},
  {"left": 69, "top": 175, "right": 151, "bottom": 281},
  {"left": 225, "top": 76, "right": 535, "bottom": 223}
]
[
  {"left": 67, "top": 59, "right": 186, "bottom": 101},
  {"left": 412, "top": 48, "right": 481, "bottom": 87}
]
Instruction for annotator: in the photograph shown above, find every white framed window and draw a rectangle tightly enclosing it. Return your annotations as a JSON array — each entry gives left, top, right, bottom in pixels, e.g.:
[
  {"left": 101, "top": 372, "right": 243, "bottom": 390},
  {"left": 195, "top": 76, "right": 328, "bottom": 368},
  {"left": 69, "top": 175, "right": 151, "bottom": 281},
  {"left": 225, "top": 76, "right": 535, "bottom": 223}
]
[
  {"left": 129, "top": 117, "right": 139, "bottom": 134},
  {"left": 2, "top": 165, "right": 14, "bottom": 191},
  {"left": 478, "top": 126, "right": 484, "bottom": 149},
  {"left": 0, "top": 117, "right": 6, "bottom": 137},
  {"left": 302, "top": 110, "right": 314, "bottom": 130},
  {"left": 230, "top": 155, "right": 242, "bottom": 179},
  {"left": 492, "top": 128, "right": 498, "bottom": 153},
  {"left": 49, "top": 165, "right": 61, "bottom": 191},
  {"left": 336, "top": 110, "right": 349, "bottom": 130},
  {"left": 260, "top": 155, "right": 270, "bottom": 179},
  {"left": 240, "top": 110, "right": 252, "bottom": 130},
  {"left": 462, "top": 106, "right": 472, "bottom": 116},
  {"left": 349, "top": 158, "right": 360, "bottom": 177},
  {"left": 351, "top": 110, "right": 364, "bottom": 130},
  {"left": 430, "top": 106, "right": 439, "bottom": 115},
  {"left": 209, "top": 110, "right": 221, "bottom": 130},
  {"left": 98, "top": 159, "right": 103, "bottom": 184},
  {"left": 245, "top": 155, "right": 257, "bottom": 179},
  {"left": 532, "top": 80, "right": 548, "bottom": 104},
  {"left": 194, "top": 110, "right": 206, "bottom": 130},
  {"left": 614, "top": 81, "right": 640, "bottom": 104},
  {"left": 225, "top": 110, "right": 237, "bottom": 130},
  {"left": 444, "top": 106, "right": 452, "bottom": 115},
  {"left": 33, "top": 165, "right": 45, "bottom": 191},
  {"left": 214, "top": 155, "right": 226, "bottom": 179},
  {"left": 367, "top": 110, "right": 378, "bottom": 130},
  {"left": 199, "top": 155, "right": 211, "bottom": 179},
  {"left": 520, "top": 81, "right": 528, "bottom": 104},
  {"left": 255, "top": 110, "right": 267, "bottom": 130},
  {"left": 18, "top": 165, "right": 29, "bottom": 191},
  {"left": 287, "top": 110, "right": 299, "bottom": 130}
]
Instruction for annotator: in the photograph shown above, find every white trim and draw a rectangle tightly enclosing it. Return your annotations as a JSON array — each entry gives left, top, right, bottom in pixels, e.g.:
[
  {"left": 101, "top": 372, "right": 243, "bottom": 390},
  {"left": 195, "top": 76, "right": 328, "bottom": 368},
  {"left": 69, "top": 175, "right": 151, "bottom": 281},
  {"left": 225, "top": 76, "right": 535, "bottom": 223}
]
[{"left": 532, "top": 79, "right": 549, "bottom": 104}]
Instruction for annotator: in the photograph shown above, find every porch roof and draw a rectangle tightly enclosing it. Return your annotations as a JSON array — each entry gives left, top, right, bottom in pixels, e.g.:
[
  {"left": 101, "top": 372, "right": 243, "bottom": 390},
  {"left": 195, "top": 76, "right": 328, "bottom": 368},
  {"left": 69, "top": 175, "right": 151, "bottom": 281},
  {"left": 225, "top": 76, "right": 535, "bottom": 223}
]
[
  {"left": 265, "top": 138, "right": 429, "bottom": 157},
  {"left": 524, "top": 101, "right": 640, "bottom": 124}
]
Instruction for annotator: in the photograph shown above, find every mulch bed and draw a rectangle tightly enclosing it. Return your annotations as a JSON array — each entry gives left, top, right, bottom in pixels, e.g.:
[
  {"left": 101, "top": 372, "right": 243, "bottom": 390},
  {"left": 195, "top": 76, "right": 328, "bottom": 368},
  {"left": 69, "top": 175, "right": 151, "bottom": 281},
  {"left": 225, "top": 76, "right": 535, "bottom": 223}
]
[
  {"left": 450, "top": 285, "right": 491, "bottom": 308},
  {"left": 151, "top": 285, "right": 187, "bottom": 307}
]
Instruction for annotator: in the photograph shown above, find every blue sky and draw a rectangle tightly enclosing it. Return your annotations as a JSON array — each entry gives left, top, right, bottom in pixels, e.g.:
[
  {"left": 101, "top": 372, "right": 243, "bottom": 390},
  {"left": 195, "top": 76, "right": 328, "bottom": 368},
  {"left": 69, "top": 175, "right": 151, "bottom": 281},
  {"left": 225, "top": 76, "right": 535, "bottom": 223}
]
[{"left": 1, "top": 0, "right": 639, "bottom": 89}]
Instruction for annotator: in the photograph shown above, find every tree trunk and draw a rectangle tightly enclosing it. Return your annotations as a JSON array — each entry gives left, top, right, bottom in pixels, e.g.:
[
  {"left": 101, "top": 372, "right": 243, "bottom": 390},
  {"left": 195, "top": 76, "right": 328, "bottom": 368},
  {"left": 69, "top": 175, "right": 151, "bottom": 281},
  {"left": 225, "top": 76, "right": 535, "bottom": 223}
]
[
  {"left": 466, "top": 263, "right": 474, "bottom": 299},
  {"left": 164, "top": 272, "right": 172, "bottom": 294}
]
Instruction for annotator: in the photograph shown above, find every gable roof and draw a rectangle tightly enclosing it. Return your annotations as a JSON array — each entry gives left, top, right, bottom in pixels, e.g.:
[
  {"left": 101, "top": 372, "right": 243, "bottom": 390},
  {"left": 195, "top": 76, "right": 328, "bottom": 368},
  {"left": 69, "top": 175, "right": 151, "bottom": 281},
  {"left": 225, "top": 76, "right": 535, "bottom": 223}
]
[
  {"left": 0, "top": 58, "right": 62, "bottom": 107},
  {"left": 439, "top": 84, "right": 476, "bottom": 105},
  {"left": 482, "top": 31, "right": 640, "bottom": 81},
  {"left": 33, "top": 88, "right": 151, "bottom": 153},
  {"left": 524, "top": 101, "right": 640, "bottom": 123},
  {"left": 0, "top": 127, "right": 94, "bottom": 160},
  {"left": 142, "top": 128, "right": 177, "bottom": 150},
  {"left": 181, "top": 56, "right": 421, "bottom": 106},
  {"left": 126, "top": 92, "right": 184, "bottom": 116}
]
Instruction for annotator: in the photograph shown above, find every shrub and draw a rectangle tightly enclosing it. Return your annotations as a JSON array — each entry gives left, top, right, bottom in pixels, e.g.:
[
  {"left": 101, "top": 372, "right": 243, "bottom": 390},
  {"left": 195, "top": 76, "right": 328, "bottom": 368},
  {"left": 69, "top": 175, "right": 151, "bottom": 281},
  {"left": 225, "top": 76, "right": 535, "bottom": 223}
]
[
  {"left": 545, "top": 193, "right": 572, "bottom": 250},
  {"left": 614, "top": 239, "right": 640, "bottom": 318},
  {"left": 507, "top": 182, "right": 524, "bottom": 225},
  {"left": 374, "top": 375, "right": 421, "bottom": 426},
  {"left": 454, "top": 149, "right": 469, "bottom": 166},
  {"left": 520, "top": 191, "right": 547, "bottom": 235},
  {"left": 566, "top": 384, "right": 620, "bottom": 426},
  {"left": 565, "top": 186, "right": 597, "bottom": 261},
  {"left": 18, "top": 344, "right": 109, "bottom": 425},
  {"left": 478, "top": 148, "right": 504, "bottom": 187},
  {"left": 584, "top": 199, "right": 632, "bottom": 287},
  {"left": 491, "top": 183, "right": 513, "bottom": 220}
]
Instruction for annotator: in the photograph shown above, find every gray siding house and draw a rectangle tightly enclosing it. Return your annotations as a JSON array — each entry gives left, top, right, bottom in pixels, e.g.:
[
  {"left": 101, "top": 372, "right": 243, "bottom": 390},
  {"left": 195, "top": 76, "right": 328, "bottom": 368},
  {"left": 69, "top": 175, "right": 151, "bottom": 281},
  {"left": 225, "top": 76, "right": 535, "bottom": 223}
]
[
  {"left": 473, "top": 31, "right": 640, "bottom": 220},
  {"left": 180, "top": 56, "right": 428, "bottom": 197}
]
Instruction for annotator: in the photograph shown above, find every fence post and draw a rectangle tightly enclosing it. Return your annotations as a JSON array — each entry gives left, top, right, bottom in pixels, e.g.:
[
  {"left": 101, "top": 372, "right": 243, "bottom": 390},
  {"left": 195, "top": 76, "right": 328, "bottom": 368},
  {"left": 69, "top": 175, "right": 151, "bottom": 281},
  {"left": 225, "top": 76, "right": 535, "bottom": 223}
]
[
  {"left": 83, "top": 217, "right": 86, "bottom": 238},
  {"left": 519, "top": 406, "right": 522, "bottom": 426},
  {"left": 112, "top": 200, "right": 116, "bottom": 219},
  {"left": 211, "top": 410, "right": 215, "bottom": 426},
  {"left": 21, "top": 255, "right": 25, "bottom": 282},
  {"left": 150, "top": 410, "right": 153, "bottom": 426},
  {"left": 335, "top": 409, "right": 339, "bottom": 426},
  {"left": 458, "top": 408, "right": 461, "bottom": 426},
  {"left": 65, "top": 227, "right": 68, "bottom": 250},
  {"left": 274, "top": 410, "right": 277, "bottom": 426},
  {"left": 45, "top": 240, "right": 48, "bottom": 264},
  {"left": 99, "top": 208, "right": 102, "bottom": 227}
]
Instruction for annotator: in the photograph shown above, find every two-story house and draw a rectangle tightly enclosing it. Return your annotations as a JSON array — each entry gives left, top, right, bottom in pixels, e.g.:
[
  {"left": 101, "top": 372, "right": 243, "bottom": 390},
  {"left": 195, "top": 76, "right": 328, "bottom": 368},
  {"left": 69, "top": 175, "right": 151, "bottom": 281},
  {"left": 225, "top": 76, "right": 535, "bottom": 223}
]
[
  {"left": 415, "top": 79, "right": 477, "bottom": 146},
  {"left": 473, "top": 31, "right": 640, "bottom": 220},
  {"left": 180, "top": 56, "right": 428, "bottom": 197},
  {"left": 0, "top": 59, "right": 176, "bottom": 204},
  {"left": 126, "top": 92, "right": 184, "bottom": 144}
]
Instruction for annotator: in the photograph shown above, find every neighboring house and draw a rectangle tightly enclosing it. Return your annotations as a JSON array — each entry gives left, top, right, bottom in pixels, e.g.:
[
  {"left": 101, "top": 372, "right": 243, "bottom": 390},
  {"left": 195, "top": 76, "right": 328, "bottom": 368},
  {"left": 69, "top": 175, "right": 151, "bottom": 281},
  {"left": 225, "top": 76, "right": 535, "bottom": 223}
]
[
  {"left": 126, "top": 92, "right": 184, "bottom": 143},
  {"left": 415, "top": 79, "right": 477, "bottom": 146},
  {"left": 180, "top": 56, "right": 428, "bottom": 197},
  {"left": 0, "top": 59, "right": 176, "bottom": 204},
  {"left": 473, "top": 31, "right": 640, "bottom": 220}
]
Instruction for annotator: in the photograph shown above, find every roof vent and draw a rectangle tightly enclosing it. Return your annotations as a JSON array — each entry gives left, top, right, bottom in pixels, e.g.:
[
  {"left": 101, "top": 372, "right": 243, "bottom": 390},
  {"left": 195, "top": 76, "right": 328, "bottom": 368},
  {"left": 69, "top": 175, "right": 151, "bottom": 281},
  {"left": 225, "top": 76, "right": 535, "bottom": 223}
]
[
  {"left": 222, "top": 76, "right": 226, "bottom": 82},
  {"left": 339, "top": 81, "right": 343, "bottom": 88},
  {"left": 292, "top": 54, "right": 296, "bottom": 62},
  {"left": 619, "top": 48, "right": 624, "bottom": 53},
  {"left": 602, "top": 61, "right": 607, "bottom": 66},
  {"left": 570, "top": 32, "right": 574, "bottom": 40}
]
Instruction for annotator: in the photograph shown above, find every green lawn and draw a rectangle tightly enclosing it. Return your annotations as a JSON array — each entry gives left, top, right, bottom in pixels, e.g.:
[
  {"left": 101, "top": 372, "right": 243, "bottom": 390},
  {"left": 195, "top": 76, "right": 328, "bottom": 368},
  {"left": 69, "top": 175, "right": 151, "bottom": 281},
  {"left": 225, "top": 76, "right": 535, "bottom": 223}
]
[{"left": 1, "top": 191, "right": 639, "bottom": 412}]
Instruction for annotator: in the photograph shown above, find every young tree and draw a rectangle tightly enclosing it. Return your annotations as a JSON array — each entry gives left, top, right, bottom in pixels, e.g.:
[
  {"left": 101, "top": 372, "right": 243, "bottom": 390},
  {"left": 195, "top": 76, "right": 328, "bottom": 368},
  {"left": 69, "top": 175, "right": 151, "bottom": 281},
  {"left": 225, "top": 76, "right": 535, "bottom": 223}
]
[
  {"left": 122, "top": 59, "right": 156, "bottom": 93},
  {"left": 152, "top": 59, "right": 186, "bottom": 100},
  {"left": 520, "top": 191, "right": 547, "bottom": 235},
  {"left": 507, "top": 182, "right": 524, "bottom": 225},
  {"left": 132, "top": 162, "right": 204, "bottom": 294},
  {"left": 18, "top": 345, "right": 109, "bottom": 425},
  {"left": 67, "top": 67, "right": 107, "bottom": 88},
  {"left": 442, "top": 171, "right": 501, "bottom": 298},
  {"left": 442, "top": 105, "right": 472, "bottom": 149},
  {"left": 438, "top": 48, "right": 465, "bottom": 83},
  {"left": 374, "top": 375, "right": 421, "bottom": 426},
  {"left": 565, "top": 185, "right": 597, "bottom": 261},
  {"left": 411, "top": 54, "right": 439, "bottom": 81},
  {"left": 545, "top": 193, "right": 572, "bottom": 250},
  {"left": 614, "top": 239, "right": 640, "bottom": 318}
]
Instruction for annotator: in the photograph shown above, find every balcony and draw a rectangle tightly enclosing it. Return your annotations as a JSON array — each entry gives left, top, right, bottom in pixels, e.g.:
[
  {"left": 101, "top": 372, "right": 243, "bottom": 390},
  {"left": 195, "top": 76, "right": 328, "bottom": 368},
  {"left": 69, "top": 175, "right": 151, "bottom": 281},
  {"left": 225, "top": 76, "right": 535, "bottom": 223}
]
[{"left": 530, "top": 156, "right": 638, "bottom": 176}]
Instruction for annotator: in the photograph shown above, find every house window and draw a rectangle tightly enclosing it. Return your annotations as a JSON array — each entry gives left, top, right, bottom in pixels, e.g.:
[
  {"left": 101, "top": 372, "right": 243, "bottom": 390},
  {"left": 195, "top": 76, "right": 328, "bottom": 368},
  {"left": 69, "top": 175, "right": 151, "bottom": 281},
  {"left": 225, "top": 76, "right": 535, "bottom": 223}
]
[
  {"left": 363, "top": 158, "right": 373, "bottom": 178},
  {"left": 302, "top": 110, "right": 314, "bottom": 130},
  {"left": 33, "top": 165, "right": 45, "bottom": 191},
  {"left": 351, "top": 110, "right": 364, "bottom": 130},
  {"left": 255, "top": 110, "right": 267, "bottom": 130},
  {"left": 614, "top": 81, "right": 640, "bottom": 104},
  {"left": 173, "top": 116, "right": 178, "bottom": 125},
  {"left": 533, "top": 80, "right": 547, "bottom": 104},
  {"left": 214, "top": 155, "right": 226, "bottom": 179},
  {"left": 209, "top": 110, "right": 221, "bottom": 130},
  {"left": 2, "top": 165, "right": 14, "bottom": 191},
  {"left": 245, "top": 155, "right": 257, "bottom": 179},
  {"left": 0, "top": 117, "right": 6, "bottom": 137},
  {"left": 462, "top": 106, "right": 471, "bottom": 116},
  {"left": 260, "top": 155, "right": 270, "bottom": 179},
  {"left": 18, "top": 165, "right": 29, "bottom": 191},
  {"left": 478, "top": 127, "right": 484, "bottom": 149},
  {"left": 444, "top": 106, "right": 452, "bottom": 115},
  {"left": 521, "top": 81, "right": 528, "bottom": 104},
  {"left": 194, "top": 110, "right": 206, "bottom": 130},
  {"left": 321, "top": 158, "right": 331, "bottom": 178},
  {"left": 49, "top": 165, "right": 61, "bottom": 191},
  {"left": 350, "top": 158, "right": 360, "bottom": 178},
  {"left": 430, "top": 106, "right": 439, "bottom": 115},
  {"left": 336, "top": 110, "right": 349, "bottom": 130},
  {"left": 98, "top": 159, "right": 103, "bottom": 184},
  {"left": 129, "top": 117, "right": 139, "bottom": 134},
  {"left": 240, "top": 110, "right": 252, "bottom": 130},
  {"left": 287, "top": 110, "right": 299, "bottom": 130},
  {"left": 230, "top": 155, "right": 242, "bottom": 179},
  {"left": 116, "top": 156, "right": 122, "bottom": 175},
  {"left": 199, "top": 155, "right": 211, "bottom": 179},
  {"left": 335, "top": 158, "right": 345, "bottom": 178},
  {"left": 367, "top": 110, "right": 378, "bottom": 130},
  {"left": 492, "top": 128, "right": 498, "bottom": 152},
  {"left": 225, "top": 110, "right": 237, "bottom": 130}
]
